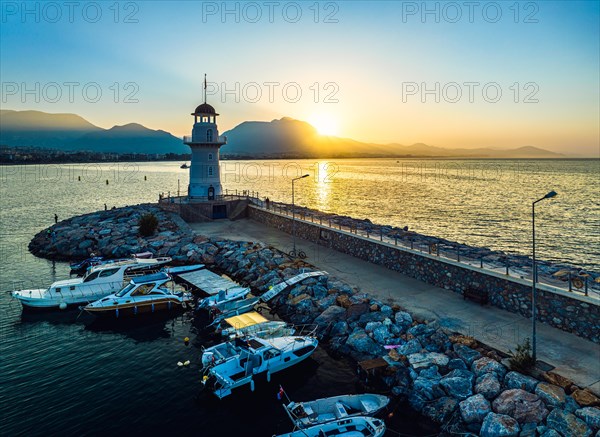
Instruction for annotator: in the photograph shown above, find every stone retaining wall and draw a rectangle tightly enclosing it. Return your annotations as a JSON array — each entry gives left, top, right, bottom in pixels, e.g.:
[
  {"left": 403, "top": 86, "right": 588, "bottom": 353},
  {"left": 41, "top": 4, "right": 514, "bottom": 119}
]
[{"left": 248, "top": 206, "right": 600, "bottom": 343}]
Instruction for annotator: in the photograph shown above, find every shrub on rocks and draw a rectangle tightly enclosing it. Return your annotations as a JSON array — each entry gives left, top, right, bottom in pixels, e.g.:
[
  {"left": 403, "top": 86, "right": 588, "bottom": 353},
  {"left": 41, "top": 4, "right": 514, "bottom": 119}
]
[
  {"left": 475, "top": 373, "right": 502, "bottom": 400},
  {"left": 138, "top": 213, "right": 158, "bottom": 236},
  {"left": 480, "top": 412, "right": 521, "bottom": 437},
  {"left": 460, "top": 394, "right": 492, "bottom": 424},
  {"left": 546, "top": 408, "right": 593, "bottom": 437}
]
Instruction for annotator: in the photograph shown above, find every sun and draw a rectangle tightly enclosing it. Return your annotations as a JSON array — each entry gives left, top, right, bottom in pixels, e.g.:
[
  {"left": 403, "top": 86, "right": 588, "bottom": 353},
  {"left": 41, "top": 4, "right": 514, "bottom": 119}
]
[{"left": 308, "top": 113, "right": 339, "bottom": 136}]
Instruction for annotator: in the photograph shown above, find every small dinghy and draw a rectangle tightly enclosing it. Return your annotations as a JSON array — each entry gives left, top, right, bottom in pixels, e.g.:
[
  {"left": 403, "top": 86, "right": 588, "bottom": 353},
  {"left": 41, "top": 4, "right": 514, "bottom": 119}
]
[
  {"left": 200, "top": 335, "right": 318, "bottom": 399},
  {"left": 197, "top": 286, "right": 250, "bottom": 310},
  {"left": 275, "top": 416, "right": 386, "bottom": 437},
  {"left": 165, "top": 264, "right": 205, "bottom": 275},
  {"left": 84, "top": 272, "right": 192, "bottom": 317},
  {"left": 284, "top": 394, "right": 390, "bottom": 428}
]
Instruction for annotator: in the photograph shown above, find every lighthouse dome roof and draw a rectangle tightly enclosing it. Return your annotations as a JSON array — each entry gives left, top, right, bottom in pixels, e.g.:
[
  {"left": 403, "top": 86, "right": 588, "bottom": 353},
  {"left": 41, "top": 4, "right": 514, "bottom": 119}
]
[{"left": 193, "top": 103, "right": 218, "bottom": 115}]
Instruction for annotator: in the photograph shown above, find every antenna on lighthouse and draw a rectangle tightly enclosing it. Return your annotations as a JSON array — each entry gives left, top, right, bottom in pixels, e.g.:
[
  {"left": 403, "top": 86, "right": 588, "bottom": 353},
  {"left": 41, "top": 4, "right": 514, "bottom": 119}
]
[{"left": 203, "top": 74, "right": 207, "bottom": 104}]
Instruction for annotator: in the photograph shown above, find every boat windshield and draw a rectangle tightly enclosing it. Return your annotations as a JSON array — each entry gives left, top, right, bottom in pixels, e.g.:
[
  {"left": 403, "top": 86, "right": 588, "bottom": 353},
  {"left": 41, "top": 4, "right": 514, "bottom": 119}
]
[{"left": 116, "top": 283, "right": 135, "bottom": 297}]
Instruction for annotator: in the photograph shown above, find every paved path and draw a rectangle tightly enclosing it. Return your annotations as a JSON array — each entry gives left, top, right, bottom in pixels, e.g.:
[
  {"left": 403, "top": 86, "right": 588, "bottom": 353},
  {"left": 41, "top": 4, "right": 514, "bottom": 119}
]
[{"left": 190, "top": 219, "right": 600, "bottom": 395}]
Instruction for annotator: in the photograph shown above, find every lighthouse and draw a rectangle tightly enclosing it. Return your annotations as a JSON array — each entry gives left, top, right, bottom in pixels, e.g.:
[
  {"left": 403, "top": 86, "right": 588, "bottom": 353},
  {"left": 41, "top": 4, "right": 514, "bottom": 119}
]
[{"left": 184, "top": 76, "right": 227, "bottom": 200}]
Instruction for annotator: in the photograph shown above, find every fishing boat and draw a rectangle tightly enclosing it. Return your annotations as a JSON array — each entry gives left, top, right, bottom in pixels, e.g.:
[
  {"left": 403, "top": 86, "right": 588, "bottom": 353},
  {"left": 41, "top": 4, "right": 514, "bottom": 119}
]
[
  {"left": 200, "top": 335, "right": 318, "bottom": 399},
  {"left": 217, "top": 312, "right": 295, "bottom": 339},
  {"left": 284, "top": 394, "right": 390, "bottom": 428},
  {"left": 275, "top": 416, "right": 386, "bottom": 437},
  {"left": 83, "top": 272, "right": 193, "bottom": 317},
  {"left": 11, "top": 257, "right": 172, "bottom": 310},
  {"left": 197, "top": 286, "right": 251, "bottom": 310}
]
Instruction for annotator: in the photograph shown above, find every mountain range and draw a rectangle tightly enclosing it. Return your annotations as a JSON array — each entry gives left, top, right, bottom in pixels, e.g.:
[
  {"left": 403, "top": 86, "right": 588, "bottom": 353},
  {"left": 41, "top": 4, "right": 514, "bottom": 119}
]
[{"left": 0, "top": 110, "right": 564, "bottom": 158}]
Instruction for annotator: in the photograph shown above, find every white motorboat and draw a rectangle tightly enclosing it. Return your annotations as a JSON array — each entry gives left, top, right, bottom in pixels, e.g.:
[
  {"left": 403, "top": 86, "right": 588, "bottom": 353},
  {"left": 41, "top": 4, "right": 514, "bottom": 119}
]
[
  {"left": 83, "top": 272, "right": 192, "bottom": 317},
  {"left": 275, "top": 416, "right": 386, "bottom": 437},
  {"left": 284, "top": 394, "right": 390, "bottom": 428},
  {"left": 11, "top": 257, "right": 171, "bottom": 310},
  {"left": 216, "top": 311, "right": 296, "bottom": 339},
  {"left": 200, "top": 335, "right": 318, "bottom": 399},
  {"left": 197, "top": 286, "right": 250, "bottom": 310}
]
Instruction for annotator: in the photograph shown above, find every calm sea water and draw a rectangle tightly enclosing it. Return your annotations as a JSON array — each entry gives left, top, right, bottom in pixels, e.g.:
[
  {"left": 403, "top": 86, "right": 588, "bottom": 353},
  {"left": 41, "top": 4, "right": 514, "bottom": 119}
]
[{"left": 0, "top": 158, "right": 598, "bottom": 436}]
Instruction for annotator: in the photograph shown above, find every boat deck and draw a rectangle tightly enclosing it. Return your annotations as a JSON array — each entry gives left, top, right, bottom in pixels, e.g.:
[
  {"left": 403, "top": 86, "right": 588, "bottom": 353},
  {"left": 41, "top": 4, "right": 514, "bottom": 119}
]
[{"left": 178, "top": 269, "right": 238, "bottom": 296}]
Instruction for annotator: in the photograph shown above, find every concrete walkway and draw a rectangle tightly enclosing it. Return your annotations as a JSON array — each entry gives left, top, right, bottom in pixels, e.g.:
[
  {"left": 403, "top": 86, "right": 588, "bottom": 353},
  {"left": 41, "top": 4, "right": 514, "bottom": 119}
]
[{"left": 190, "top": 219, "right": 600, "bottom": 395}]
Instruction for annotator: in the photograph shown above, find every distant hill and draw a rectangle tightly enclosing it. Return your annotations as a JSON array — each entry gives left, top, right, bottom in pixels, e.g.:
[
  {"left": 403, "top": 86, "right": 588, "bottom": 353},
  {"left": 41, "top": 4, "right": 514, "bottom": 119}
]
[
  {"left": 71, "top": 123, "right": 187, "bottom": 154},
  {"left": 221, "top": 117, "right": 564, "bottom": 158},
  {"left": 0, "top": 110, "right": 186, "bottom": 154},
  {"left": 1, "top": 109, "right": 564, "bottom": 158}
]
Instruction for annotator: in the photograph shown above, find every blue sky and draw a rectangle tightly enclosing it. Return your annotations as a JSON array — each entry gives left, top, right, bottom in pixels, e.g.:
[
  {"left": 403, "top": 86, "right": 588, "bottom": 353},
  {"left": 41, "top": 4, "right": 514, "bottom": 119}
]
[{"left": 1, "top": 1, "right": 599, "bottom": 155}]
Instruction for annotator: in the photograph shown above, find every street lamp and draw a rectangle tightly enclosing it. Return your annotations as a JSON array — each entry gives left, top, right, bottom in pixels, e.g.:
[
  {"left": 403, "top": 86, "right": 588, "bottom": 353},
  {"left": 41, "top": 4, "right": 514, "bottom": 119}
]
[
  {"left": 291, "top": 174, "right": 310, "bottom": 256},
  {"left": 532, "top": 190, "right": 557, "bottom": 362}
]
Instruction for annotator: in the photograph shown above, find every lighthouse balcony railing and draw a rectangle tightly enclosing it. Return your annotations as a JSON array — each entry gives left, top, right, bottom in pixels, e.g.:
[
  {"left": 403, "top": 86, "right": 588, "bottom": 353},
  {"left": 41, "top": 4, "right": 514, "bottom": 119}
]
[{"left": 183, "top": 135, "right": 227, "bottom": 144}]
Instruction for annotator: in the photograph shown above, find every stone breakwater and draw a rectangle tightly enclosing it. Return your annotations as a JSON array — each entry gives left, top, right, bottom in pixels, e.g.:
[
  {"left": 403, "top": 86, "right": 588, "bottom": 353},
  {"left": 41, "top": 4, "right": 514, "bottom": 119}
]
[
  {"left": 28, "top": 205, "right": 600, "bottom": 437},
  {"left": 249, "top": 206, "right": 600, "bottom": 344},
  {"left": 266, "top": 201, "right": 600, "bottom": 291}
]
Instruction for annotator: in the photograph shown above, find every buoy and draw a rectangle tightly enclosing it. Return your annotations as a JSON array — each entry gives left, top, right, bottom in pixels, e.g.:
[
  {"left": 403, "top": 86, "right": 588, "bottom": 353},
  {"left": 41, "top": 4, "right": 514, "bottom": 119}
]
[
  {"left": 184, "top": 360, "right": 190, "bottom": 366},
  {"left": 59, "top": 302, "right": 67, "bottom": 310},
  {"left": 388, "top": 412, "right": 394, "bottom": 419},
  {"left": 202, "top": 375, "right": 209, "bottom": 384},
  {"left": 184, "top": 337, "right": 190, "bottom": 345},
  {"left": 177, "top": 361, "right": 184, "bottom": 367}
]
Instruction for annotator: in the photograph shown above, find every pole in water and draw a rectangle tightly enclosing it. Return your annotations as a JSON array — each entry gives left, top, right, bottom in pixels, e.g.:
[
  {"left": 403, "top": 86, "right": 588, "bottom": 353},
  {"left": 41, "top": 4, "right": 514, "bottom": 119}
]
[
  {"left": 106, "top": 179, "right": 109, "bottom": 185},
  {"left": 144, "top": 175, "right": 147, "bottom": 181},
  {"left": 78, "top": 176, "right": 81, "bottom": 181}
]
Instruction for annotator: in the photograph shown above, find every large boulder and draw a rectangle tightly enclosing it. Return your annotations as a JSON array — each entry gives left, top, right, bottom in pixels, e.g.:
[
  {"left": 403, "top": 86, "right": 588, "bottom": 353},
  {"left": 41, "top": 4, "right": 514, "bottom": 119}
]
[
  {"left": 476, "top": 373, "right": 502, "bottom": 400},
  {"left": 407, "top": 352, "right": 449, "bottom": 370},
  {"left": 480, "top": 412, "right": 520, "bottom": 436},
  {"left": 453, "top": 343, "right": 482, "bottom": 366},
  {"left": 397, "top": 339, "right": 423, "bottom": 356},
  {"left": 504, "top": 371, "right": 539, "bottom": 393},
  {"left": 546, "top": 408, "right": 593, "bottom": 437},
  {"left": 535, "top": 383, "right": 567, "bottom": 409},
  {"left": 492, "top": 389, "right": 549, "bottom": 424},
  {"left": 440, "top": 376, "right": 473, "bottom": 400},
  {"left": 313, "top": 305, "right": 346, "bottom": 327},
  {"left": 413, "top": 377, "right": 445, "bottom": 400},
  {"left": 575, "top": 407, "right": 600, "bottom": 430},
  {"left": 572, "top": 390, "right": 600, "bottom": 408},
  {"left": 472, "top": 357, "right": 508, "bottom": 379},
  {"left": 421, "top": 397, "right": 458, "bottom": 424},
  {"left": 346, "top": 330, "right": 383, "bottom": 356},
  {"left": 460, "top": 394, "right": 492, "bottom": 423},
  {"left": 372, "top": 325, "right": 394, "bottom": 345},
  {"left": 394, "top": 311, "right": 413, "bottom": 332}
]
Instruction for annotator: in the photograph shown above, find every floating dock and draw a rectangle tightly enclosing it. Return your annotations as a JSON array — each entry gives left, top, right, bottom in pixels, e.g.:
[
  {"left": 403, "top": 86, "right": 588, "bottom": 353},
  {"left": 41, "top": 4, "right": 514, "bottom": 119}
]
[{"left": 177, "top": 269, "right": 239, "bottom": 296}]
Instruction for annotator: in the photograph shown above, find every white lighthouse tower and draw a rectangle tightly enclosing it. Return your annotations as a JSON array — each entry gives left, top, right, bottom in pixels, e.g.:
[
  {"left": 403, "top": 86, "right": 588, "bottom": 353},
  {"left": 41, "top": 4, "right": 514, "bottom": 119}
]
[{"left": 184, "top": 76, "right": 227, "bottom": 200}]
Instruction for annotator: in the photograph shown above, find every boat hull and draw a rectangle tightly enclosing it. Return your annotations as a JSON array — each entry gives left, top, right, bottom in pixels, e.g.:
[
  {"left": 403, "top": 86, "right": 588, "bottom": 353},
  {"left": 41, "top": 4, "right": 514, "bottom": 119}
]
[
  {"left": 12, "top": 289, "right": 119, "bottom": 310},
  {"left": 84, "top": 298, "right": 190, "bottom": 318}
]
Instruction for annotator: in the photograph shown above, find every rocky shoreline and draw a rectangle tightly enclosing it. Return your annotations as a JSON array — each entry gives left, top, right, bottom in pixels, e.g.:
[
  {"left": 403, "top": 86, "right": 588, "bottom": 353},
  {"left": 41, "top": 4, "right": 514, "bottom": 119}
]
[{"left": 28, "top": 205, "right": 600, "bottom": 436}]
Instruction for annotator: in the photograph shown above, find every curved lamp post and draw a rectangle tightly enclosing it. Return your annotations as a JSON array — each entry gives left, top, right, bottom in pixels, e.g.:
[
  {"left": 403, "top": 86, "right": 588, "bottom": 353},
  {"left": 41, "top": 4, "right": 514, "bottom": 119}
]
[
  {"left": 532, "top": 190, "right": 557, "bottom": 362},
  {"left": 292, "top": 174, "right": 310, "bottom": 255}
]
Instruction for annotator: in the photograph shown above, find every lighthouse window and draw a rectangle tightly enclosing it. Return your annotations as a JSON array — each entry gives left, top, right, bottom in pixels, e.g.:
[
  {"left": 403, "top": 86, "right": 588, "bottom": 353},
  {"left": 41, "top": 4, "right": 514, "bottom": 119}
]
[
  {"left": 202, "top": 116, "right": 208, "bottom": 122},
  {"left": 208, "top": 153, "right": 213, "bottom": 161},
  {"left": 207, "top": 129, "right": 213, "bottom": 142},
  {"left": 208, "top": 166, "right": 213, "bottom": 176}
]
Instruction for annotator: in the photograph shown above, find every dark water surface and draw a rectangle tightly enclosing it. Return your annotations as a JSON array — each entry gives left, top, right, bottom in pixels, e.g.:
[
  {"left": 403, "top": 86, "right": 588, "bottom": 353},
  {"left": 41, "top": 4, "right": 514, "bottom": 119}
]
[{"left": 0, "top": 160, "right": 443, "bottom": 436}]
